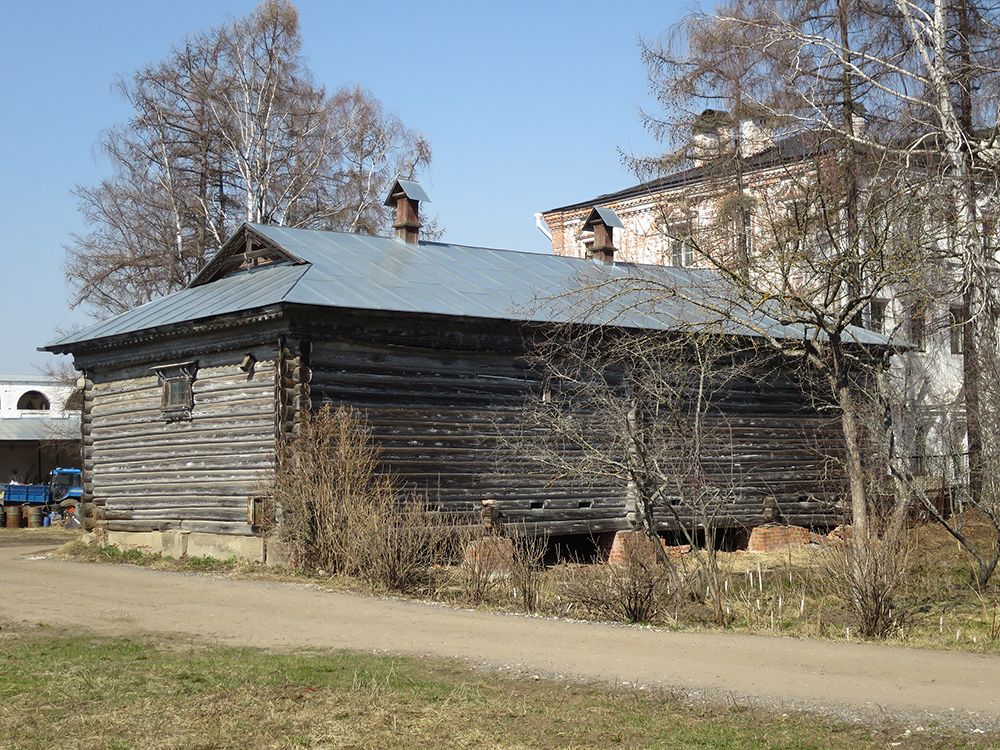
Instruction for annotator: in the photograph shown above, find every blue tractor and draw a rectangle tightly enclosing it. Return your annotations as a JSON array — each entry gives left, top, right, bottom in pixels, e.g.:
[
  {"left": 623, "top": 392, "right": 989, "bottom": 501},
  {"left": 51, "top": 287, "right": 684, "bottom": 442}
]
[
  {"left": 48, "top": 467, "right": 83, "bottom": 508},
  {"left": 2, "top": 467, "right": 83, "bottom": 509}
]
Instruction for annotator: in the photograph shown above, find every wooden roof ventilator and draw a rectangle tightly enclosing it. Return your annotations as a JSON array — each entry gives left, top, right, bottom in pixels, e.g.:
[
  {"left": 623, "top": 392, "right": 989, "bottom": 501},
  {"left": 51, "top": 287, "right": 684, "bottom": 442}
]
[
  {"left": 580, "top": 206, "right": 624, "bottom": 264},
  {"left": 384, "top": 179, "right": 431, "bottom": 244}
]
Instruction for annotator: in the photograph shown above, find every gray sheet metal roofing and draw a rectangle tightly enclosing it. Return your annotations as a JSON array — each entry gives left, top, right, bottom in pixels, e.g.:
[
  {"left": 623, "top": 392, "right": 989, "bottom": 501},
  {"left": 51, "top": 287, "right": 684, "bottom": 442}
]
[
  {"left": 44, "top": 223, "right": 890, "bottom": 350},
  {"left": 0, "top": 416, "right": 80, "bottom": 442},
  {"left": 383, "top": 178, "right": 431, "bottom": 205},
  {"left": 546, "top": 132, "right": 822, "bottom": 213},
  {"left": 585, "top": 206, "right": 625, "bottom": 229}
]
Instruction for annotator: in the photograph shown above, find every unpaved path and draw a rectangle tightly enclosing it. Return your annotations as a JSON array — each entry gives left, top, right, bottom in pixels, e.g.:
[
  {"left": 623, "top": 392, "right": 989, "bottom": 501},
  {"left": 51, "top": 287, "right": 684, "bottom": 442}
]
[{"left": 1, "top": 533, "right": 998, "bottom": 730}]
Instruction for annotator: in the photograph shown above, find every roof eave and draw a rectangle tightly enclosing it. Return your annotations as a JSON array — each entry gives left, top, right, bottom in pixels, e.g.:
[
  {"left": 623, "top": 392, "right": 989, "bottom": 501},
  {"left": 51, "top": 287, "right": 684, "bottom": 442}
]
[
  {"left": 543, "top": 134, "right": 825, "bottom": 215},
  {"left": 40, "top": 304, "right": 288, "bottom": 356}
]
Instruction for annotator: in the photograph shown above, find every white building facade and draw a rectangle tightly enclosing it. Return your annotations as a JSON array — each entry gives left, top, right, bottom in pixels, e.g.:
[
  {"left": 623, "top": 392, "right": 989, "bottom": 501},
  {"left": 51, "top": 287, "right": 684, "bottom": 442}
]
[
  {"left": 0, "top": 374, "right": 81, "bottom": 484},
  {"left": 541, "top": 129, "right": 968, "bottom": 506}
]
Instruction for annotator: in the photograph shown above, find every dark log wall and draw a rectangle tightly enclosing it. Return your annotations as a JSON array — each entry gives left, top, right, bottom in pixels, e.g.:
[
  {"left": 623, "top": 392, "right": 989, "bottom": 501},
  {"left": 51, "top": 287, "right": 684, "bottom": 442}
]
[
  {"left": 648, "top": 370, "right": 848, "bottom": 532},
  {"left": 296, "top": 311, "right": 848, "bottom": 534},
  {"left": 70, "top": 306, "right": 850, "bottom": 540},
  {"left": 303, "top": 336, "right": 627, "bottom": 536},
  {"left": 85, "top": 344, "right": 278, "bottom": 537}
]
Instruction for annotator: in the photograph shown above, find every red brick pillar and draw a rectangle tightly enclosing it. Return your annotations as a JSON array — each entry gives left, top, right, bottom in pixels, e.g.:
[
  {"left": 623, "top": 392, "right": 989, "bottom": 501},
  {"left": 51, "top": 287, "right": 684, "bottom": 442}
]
[{"left": 747, "top": 524, "right": 810, "bottom": 553}]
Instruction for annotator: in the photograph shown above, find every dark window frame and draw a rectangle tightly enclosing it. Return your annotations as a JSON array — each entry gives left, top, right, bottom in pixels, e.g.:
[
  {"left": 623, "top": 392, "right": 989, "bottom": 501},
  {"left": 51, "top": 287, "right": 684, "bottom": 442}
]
[
  {"left": 668, "top": 234, "right": 694, "bottom": 267},
  {"left": 151, "top": 361, "right": 197, "bottom": 421},
  {"left": 16, "top": 390, "right": 50, "bottom": 411},
  {"left": 909, "top": 302, "right": 927, "bottom": 351},
  {"left": 912, "top": 419, "right": 934, "bottom": 477},
  {"left": 949, "top": 304, "right": 966, "bottom": 354},
  {"left": 869, "top": 297, "right": 888, "bottom": 334}
]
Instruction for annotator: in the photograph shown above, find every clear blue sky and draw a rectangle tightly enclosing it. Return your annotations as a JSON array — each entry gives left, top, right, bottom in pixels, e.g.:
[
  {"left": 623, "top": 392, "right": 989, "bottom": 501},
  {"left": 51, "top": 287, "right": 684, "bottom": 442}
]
[{"left": 0, "top": 0, "right": 689, "bottom": 371}]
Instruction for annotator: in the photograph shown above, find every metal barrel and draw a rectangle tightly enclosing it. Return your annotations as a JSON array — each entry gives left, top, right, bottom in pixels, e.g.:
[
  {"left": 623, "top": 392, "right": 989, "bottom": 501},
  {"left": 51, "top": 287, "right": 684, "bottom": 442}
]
[
  {"left": 25, "top": 506, "right": 42, "bottom": 529},
  {"left": 4, "top": 505, "right": 22, "bottom": 529}
]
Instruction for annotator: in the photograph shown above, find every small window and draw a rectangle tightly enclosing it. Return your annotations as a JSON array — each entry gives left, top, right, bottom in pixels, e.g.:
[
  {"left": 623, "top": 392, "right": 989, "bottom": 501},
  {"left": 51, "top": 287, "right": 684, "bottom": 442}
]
[
  {"left": 912, "top": 420, "right": 934, "bottom": 476},
  {"left": 949, "top": 304, "right": 966, "bottom": 354},
  {"left": 664, "top": 223, "right": 695, "bottom": 267},
  {"left": 669, "top": 235, "right": 694, "bottom": 267},
  {"left": 908, "top": 302, "right": 927, "bottom": 351},
  {"left": 17, "top": 391, "right": 50, "bottom": 411},
  {"left": 870, "top": 298, "right": 888, "bottom": 334},
  {"left": 151, "top": 361, "right": 197, "bottom": 420},
  {"left": 162, "top": 378, "right": 192, "bottom": 413}
]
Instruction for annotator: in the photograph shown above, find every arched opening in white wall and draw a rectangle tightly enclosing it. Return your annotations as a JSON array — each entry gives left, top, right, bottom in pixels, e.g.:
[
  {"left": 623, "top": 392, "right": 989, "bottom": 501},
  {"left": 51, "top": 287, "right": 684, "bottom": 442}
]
[{"left": 17, "top": 391, "right": 50, "bottom": 411}]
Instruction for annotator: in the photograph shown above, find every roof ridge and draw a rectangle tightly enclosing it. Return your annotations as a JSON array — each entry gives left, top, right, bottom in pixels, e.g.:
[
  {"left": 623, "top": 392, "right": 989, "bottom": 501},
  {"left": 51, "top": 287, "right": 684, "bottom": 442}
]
[
  {"left": 255, "top": 224, "right": 708, "bottom": 274},
  {"left": 544, "top": 130, "right": 818, "bottom": 213}
]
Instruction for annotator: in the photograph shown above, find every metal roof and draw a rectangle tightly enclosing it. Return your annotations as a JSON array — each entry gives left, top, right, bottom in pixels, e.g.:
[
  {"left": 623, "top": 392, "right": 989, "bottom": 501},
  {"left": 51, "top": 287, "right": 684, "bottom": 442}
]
[
  {"left": 545, "top": 131, "right": 822, "bottom": 213},
  {"left": 583, "top": 206, "right": 625, "bottom": 230},
  {"left": 44, "top": 223, "right": 890, "bottom": 350},
  {"left": 0, "top": 416, "right": 80, "bottom": 442},
  {"left": 46, "top": 263, "right": 307, "bottom": 348},
  {"left": 0, "top": 374, "right": 67, "bottom": 385},
  {"left": 383, "top": 179, "right": 431, "bottom": 205}
]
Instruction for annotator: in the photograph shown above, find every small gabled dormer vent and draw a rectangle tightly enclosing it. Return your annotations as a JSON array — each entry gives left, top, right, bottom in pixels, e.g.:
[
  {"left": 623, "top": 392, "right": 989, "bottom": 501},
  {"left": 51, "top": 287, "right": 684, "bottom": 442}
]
[
  {"left": 189, "top": 224, "right": 305, "bottom": 287},
  {"left": 241, "top": 234, "right": 283, "bottom": 269},
  {"left": 580, "top": 206, "right": 624, "bottom": 264}
]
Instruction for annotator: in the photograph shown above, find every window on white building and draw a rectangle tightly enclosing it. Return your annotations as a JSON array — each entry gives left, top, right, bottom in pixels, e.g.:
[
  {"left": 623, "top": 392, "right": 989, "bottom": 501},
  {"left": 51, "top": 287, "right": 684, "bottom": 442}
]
[
  {"left": 17, "top": 391, "right": 50, "bottom": 411},
  {"left": 949, "top": 304, "right": 966, "bottom": 354},
  {"left": 668, "top": 233, "right": 695, "bottom": 267},
  {"left": 912, "top": 420, "right": 934, "bottom": 476},
  {"left": 869, "top": 298, "right": 888, "bottom": 334}
]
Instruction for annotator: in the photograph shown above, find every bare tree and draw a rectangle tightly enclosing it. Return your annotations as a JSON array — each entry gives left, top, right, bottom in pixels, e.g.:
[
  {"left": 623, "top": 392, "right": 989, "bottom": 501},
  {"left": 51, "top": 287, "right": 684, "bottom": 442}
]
[
  {"left": 66, "top": 0, "right": 431, "bottom": 316},
  {"left": 640, "top": 0, "right": 1000, "bottom": 581},
  {"left": 518, "top": 323, "right": 772, "bottom": 623}
]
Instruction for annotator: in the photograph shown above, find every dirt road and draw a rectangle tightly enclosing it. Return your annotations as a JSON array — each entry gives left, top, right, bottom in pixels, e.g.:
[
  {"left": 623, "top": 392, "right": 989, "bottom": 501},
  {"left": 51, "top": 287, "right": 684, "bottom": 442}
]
[{"left": 2, "top": 532, "right": 998, "bottom": 730}]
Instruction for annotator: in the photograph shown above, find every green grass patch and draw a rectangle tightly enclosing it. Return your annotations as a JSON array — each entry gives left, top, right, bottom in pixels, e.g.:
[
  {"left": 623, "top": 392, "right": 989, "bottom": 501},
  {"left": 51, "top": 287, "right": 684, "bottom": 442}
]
[
  {"left": 59, "top": 540, "right": 282, "bottom": 577},
  {"left": 0, "top": 624, "right": 993, "bottom": 750}
]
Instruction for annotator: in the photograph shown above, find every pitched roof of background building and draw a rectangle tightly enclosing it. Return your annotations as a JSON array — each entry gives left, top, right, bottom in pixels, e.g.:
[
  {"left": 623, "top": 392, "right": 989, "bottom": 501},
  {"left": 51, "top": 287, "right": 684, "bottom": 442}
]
[
  {"left": 545, "top": 131, "right": 821, "bottom": 214},
  {"left": 0, "top": 416, "right": 80, "bottom": 442},
  {"left": 0, "top": 374, "right": 68, "bottom": 385},
  {"left": 44, "top": 221, "right": 888, "bottom": 352}
]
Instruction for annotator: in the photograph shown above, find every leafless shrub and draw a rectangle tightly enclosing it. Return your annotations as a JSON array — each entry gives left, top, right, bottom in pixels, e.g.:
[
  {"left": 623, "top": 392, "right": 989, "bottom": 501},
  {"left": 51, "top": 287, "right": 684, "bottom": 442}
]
[
  {"left": 506, "top": 525, "right": 549, "bottom": 613},
  {"left": 455, "top": 533, "right": 510, "bottom": 605},
  {"left": 273, "top": 404, "right": 456, "bottom": 593},
  {"left": 822, "top": 529, "right": 912, "bottom": 639},
  {"left": 349, "top": 495, "right": 459, "bottom": 593},
  {"left": 560, "top": 543, "right": 673, "bottom": 624}
]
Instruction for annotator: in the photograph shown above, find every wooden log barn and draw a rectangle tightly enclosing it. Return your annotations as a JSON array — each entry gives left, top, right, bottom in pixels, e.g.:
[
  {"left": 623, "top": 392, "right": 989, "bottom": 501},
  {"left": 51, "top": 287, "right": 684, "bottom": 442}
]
[{"left": 42, "top": 181, "right": 887, "bottom": 561}]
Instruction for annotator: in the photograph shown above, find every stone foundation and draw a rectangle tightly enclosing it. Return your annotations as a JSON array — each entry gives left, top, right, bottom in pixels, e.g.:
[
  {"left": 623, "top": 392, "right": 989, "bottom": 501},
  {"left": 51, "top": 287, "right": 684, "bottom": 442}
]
[
  {"left": 104, "top": 529, "right": 264, "bottom": 563},
  {"left": 263, "top": 539, "right": 296, "bottom": 568},
  {"left": 608, "top": 530, "right": 660, "bottom": 564}
]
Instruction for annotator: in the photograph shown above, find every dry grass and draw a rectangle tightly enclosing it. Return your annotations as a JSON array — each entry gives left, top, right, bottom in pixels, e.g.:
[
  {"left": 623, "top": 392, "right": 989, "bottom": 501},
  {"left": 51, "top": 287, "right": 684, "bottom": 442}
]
[
  {"left": 644, "top": 518, "right": 1000, "bottom": 651},
  {"left": 272, "top": 405, "right": 461, "bottom": 593},
  {"left": 0, "top": 622, "right": 991, "bottom": 750}
]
